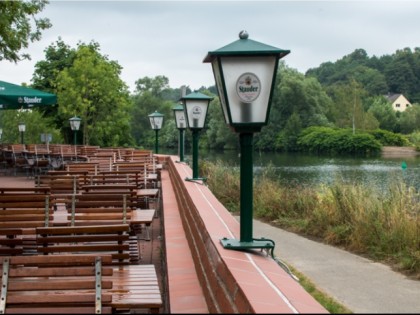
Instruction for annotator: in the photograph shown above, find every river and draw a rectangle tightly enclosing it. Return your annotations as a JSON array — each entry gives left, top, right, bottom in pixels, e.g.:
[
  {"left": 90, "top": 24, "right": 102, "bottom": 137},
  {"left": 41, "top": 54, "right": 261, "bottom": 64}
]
[{"left": 159, "top": 148, "right": 420, "bottom": 192}]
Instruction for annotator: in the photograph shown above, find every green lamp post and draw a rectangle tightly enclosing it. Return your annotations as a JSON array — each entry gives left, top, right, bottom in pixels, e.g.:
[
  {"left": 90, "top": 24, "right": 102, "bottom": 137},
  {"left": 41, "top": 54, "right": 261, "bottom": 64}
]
[
  {"left": 18, "top": 122, "right": 26, "bottom": 145},
  {"left": 204, "top": 30, "right": 290, "bottom": 254},
  {"left": 172, "top": 103, "right": 187, "bottom": 163},
  {"left": 148, "top": 111, "right": 164, "bottom": 154},
  {"left": 69, "top": 116, "right": 82, "bottom": 145},
  {"left": 180, "top": 91, "right": 213, "bottom": 182}
]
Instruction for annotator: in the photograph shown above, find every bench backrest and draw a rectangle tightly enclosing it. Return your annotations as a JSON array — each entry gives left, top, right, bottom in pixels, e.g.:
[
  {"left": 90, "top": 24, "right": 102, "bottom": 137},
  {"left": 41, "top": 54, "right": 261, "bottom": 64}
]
[
  {"left": 36, "top": 224, "right": 131, "bottom": 264},
  {"left": 0, "top": 194, "right": 54, "bottom": 229},
  {"left": 37, "top": 174, "right": 88, "bottom": 195},
  {"left": 66, "top": 162, "right": 99, "bottom": 175},
  {"left": 65, "top": 193, "right": 136, "bottom": 226},
  {"left": 0, "top": 254, "right": 113, "bottom": 314}
]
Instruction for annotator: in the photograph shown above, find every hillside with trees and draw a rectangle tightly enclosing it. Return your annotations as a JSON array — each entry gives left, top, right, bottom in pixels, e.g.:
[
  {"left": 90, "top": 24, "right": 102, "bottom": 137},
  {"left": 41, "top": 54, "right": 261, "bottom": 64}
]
[{"left": 1, "top": 20, "right": 419, "bottom": 154}]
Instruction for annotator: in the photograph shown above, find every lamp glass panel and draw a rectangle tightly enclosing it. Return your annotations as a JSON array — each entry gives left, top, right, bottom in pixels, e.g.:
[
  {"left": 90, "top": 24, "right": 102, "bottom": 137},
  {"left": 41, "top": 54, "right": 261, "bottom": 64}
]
[
  {"left": 149, "top": 116, "right": 163, "bottom": 130},
  {"left": 70, "top": 119, "right": 81, "bottom": 131},
  {"left": 220, "top": 56, "right": 276, "bottom": 124},
  {"left": 212, "top": 59, "right": 229, "bottom": 124},
  {"left": 18, "top": 123, "right": 26, "bottom": 132},
  {"left": 175, "top": 110, "right": 187, "bottom": 129},
  {"left": 185, "top": 99, "right": 209, "bottom": 129}
]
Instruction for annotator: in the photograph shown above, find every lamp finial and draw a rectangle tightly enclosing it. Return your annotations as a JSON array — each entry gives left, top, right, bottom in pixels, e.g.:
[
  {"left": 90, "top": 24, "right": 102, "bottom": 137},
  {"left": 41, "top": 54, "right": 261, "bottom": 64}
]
[{"left": 239, "top": 30, "right": 248, "bottom": 39}]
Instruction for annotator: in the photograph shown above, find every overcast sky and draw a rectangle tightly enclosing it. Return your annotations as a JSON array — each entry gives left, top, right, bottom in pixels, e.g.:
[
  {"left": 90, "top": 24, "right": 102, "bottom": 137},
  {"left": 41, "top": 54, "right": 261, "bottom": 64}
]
[{"left": 1, "top": 0, "right": 420, "bottom": 93}]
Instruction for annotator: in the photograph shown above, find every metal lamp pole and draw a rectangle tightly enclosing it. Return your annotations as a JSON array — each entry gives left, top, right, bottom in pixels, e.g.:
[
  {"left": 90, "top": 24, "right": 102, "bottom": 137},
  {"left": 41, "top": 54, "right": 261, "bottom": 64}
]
[
  {"left": 148, "top": 111, "right": 164, "bottom": 155},
  {"left": 180, "top": 92, "right": 213, "bottom": 182},
  {"left": 204, "top": 30, "right": 290, "bottom": 254}
]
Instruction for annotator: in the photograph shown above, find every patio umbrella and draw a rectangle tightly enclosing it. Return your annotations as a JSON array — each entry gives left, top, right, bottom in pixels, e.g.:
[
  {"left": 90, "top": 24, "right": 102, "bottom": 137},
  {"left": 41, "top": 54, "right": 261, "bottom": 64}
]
[{"left": 0, "top": 80, "right": 57, "bottom": 110}]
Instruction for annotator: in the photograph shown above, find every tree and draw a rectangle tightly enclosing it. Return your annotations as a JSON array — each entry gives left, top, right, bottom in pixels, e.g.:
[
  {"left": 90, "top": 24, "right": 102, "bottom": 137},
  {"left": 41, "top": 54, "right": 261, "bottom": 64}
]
[
  {"left": 398, "top": 104, "right": 420, "bottom": 134},
  {"left": 327, "top": 80, "right": 368, "bottom": 132},
  {"left": 134, "top": 76, "right": 170, "bottom": 98},
  {"left": 31, "top": 38, "right": 77, "bottom": 126},
  {"left": 56, "top": 42, "right": 133, "bottom": 146},
  {"left": 0, "top": 0, "right": 51, "bottom": 62},
  {"left": 205, "top": 97, "right": 237, "bottom": 150},
  {"left": 368, "top": 96, "right": 397, "bottom": 132}
]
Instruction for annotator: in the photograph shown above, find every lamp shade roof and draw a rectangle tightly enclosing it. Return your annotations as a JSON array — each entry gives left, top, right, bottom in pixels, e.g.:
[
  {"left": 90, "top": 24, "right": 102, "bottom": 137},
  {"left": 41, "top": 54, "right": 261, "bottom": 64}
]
[
  {"left": 179, "top": 91, "right": 213, "bottom": 102},
  {"left": 172, "top": 103, "right": 184, "bottom": 111},
  {"left": 203, "top": 31, "right": 290, "bottom": 62}
]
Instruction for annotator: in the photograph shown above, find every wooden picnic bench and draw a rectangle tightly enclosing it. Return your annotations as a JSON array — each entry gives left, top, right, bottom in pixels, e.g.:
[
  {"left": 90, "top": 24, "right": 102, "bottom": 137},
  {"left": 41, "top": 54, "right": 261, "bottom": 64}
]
[{"left": 0, "top": 254, "right": 114, "bottom": 314}]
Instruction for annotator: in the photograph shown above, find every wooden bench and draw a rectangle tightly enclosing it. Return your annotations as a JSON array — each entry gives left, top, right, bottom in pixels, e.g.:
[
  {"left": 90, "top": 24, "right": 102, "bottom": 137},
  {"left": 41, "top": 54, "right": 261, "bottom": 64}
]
[
  {"left": 0, "top": 229, "right": 24, "bottom": 256},
  {"left": 36, "top": 174, "right": 88, "bottom": 203},
  {"left": 63, "top": 193, "right": 154, "bottom": 241},
  {"left": 0, "top": 187, "right": 51, "bottom": 195},
  {"left": 99, "top": 170, "right": 149, "bottom": 189},
  {"left": 0, "top": 254, "right": 114, "bottom": 314},
  {"left": 36, "top": 224, "right": 132, "bottom": 264},
  {"left": 63, "top": 193, "right": 136, "bottom": 226},
  {"left": 66, "top": 162, "right": 100, "bottom": 175}
]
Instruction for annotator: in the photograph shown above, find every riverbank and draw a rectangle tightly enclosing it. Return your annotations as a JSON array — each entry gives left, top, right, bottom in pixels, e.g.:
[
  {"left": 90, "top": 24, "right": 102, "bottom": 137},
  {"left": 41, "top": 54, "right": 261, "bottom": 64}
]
[{"left": 382, "top": 145, "right": 420, "bottom": 157}]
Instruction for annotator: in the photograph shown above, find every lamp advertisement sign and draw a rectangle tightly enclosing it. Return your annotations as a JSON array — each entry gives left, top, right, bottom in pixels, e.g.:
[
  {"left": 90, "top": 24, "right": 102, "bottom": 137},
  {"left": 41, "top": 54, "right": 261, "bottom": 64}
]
[
  {"left": 192, "top": 106, "right": 202, "bottom": 128},
  {"left": 236, "top": 72, "right": 261, "bottom": 103}
]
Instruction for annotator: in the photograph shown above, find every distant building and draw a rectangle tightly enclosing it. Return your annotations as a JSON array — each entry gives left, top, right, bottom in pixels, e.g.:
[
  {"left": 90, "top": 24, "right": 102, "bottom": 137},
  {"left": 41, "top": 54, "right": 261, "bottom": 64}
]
[{"left": 384, "top": 93, "right": 411, "bottom": 112}]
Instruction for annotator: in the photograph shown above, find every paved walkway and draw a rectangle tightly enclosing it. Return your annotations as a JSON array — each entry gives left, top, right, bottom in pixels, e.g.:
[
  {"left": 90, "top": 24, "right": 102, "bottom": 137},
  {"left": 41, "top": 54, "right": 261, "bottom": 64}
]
[{"left": 251, "top": 218, "right": 420, "bottom": 313}]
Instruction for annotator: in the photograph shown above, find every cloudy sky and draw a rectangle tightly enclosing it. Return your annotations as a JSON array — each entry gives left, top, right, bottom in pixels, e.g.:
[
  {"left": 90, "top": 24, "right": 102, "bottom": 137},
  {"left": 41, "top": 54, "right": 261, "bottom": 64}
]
[{"left": 1, "top": 0, "right": 420, "bottom": 93}]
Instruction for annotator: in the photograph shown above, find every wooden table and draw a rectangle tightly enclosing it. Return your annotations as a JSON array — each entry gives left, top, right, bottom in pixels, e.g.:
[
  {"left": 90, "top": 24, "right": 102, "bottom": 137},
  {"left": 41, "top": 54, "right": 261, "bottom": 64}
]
[
  {"left": 137, "top": 188, "right": 159, "bottom": 211},
  {"left": 131, "top": 209, "right": 155, "bottom": 241}
]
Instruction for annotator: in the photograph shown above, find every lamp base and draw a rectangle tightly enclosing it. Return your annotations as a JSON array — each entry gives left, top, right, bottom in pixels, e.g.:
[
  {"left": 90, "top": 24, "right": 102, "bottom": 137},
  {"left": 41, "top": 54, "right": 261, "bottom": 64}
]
[
  {"left": 220, "top": 237, "right": 275, "bottom": 257},
  {"left": 185, "top": 177, "right": 207, "bottom": 184}
]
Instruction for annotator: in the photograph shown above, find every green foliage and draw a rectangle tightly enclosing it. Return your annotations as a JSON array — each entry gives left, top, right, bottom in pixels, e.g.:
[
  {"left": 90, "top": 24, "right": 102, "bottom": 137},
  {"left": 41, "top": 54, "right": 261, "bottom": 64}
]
[
  {"left": 398, "top": 104, "right": 420, "bottom": 134},
  {"left": 0, "top": 0, "right": 52, "bottom": 62},
  {"left": 297, "top": 126, "right": 382, "bottom": 155},
  {"left": 368, "top": 96, "right": 398, "bottom": 131},
  {"left": 307, "top": 47, "right": 420, "bottom": 103},
  {"left": 407, "top": 131, "right": 420, "bottom": 150},
  {"left": 368, "top": 129, "right": 409, "bottom": 146},
  {"left": 0, "top": 109, "right": 63, "bottom": 144},
  {"left": 56, "top": 42, "right": 133, "bottom": 147}
]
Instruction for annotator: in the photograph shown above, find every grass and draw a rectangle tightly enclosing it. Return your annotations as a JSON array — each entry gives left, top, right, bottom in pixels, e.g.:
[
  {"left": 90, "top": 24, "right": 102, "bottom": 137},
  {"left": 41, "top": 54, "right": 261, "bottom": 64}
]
[{"left": 287, "top": 265, "right": 352, "bottom": 314}]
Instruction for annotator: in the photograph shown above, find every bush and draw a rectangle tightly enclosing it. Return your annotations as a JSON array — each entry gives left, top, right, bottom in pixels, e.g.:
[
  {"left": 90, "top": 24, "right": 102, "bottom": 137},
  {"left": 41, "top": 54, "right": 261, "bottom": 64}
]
[
  {"left": 368, "top": 129, "right": 410, "bottom": 146},
  {"left": 297, "top": 126, "right": 381, "bottom": 155}
]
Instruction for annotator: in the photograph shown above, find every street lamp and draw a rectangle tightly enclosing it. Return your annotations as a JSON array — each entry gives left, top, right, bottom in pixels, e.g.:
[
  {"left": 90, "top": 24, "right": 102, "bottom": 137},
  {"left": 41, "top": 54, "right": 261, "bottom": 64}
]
[
  {"left": 172, "top": 103, "right": 187, "bottom": 163},
  {"left": 148, "top": 111, "right": 164, "bottom": 154},
  {"left": 0, "top": 128, "right": 3, "bottom": 144},
  {"left": 180, "top": 91, "right": 213, "bottom": 182},
  {"left": 18, "top": 122, "right": 26, "bottom": 145},
  {"left": 69, "top": 116, "right": 82, "bottom": 145},
  {"left": 204, "top": 30, "right": 290, "bottom": 254}
]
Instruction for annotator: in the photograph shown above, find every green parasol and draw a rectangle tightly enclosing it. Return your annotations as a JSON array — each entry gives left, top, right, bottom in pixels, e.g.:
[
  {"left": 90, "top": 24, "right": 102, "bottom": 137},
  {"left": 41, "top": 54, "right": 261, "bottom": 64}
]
[{"left": 0, "top": 80, "right": 57, "bottom": 110}]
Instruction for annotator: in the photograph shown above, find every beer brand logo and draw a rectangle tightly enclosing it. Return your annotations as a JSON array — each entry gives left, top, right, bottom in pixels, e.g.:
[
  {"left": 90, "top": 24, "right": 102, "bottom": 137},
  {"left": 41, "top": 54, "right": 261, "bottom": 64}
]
[
  {"left": 18, "top": 96, "right": 42, "bottom": 104},
  {"left": 236, "top": 72, "right": 261, "bottom": 103}
]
